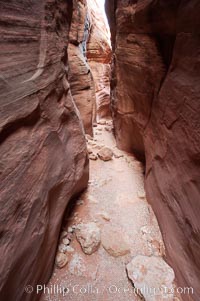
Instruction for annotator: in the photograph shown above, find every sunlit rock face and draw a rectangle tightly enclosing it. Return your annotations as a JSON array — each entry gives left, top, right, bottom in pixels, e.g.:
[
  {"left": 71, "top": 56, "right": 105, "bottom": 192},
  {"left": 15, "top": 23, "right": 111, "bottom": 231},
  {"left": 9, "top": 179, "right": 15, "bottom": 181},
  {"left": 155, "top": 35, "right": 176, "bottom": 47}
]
[
  {"left": 68, "top": 0, "right": 96, "bottom": 136},
  {"left": 0, "top": 1, "right": 88, "bottom": 300},
  {"left": 87, "top": 0, "right": 112, "bottom": 120},
  {"left": 106, "top": 0, "right": 200, "bottom": 299}
]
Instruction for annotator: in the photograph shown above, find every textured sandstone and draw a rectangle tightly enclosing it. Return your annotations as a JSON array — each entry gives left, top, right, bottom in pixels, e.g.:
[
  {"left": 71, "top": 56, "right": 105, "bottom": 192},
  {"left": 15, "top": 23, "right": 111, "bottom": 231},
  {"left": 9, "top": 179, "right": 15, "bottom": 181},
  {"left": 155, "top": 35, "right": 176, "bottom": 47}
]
[
  {"left": 101, "top": 226, "right": 130, "bottom": 257},
  {"left": 88, "top": 62, "right": 111, "bottom": 119},
  {"left": 55, "top": 253, "right": 69, "bottom": 269},
  {"left": 89, "top": 153, "right": 98, "bottom": 161},
  {"left": 106, "top": 0, "right": 200, "bottom": 299},
  {"left": 0, "top": 1, "right": 88, "bottom": 301},
  {"left": 98, "top": 146, "right": 113, "bottom": 161},
  {"left": 87, "top": 0, "right": 112, "bottom": 119},
  {"left": 68, "top": 0, "right": 96, "bottom": 135},
  {"left": 127, "top": 255, "right": 175, "bottom": 301},
  {"left": 76, "top": 222, "right": 101, "bottom": 255}
]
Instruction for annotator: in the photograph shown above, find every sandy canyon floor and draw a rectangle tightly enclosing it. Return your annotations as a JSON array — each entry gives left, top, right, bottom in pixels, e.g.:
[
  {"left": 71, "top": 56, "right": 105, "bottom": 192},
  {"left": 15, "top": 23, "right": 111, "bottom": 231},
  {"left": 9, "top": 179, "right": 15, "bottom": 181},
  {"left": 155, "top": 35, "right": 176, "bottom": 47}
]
[{"left": 40, "top": 120, "right": 177, "bottom": 301}]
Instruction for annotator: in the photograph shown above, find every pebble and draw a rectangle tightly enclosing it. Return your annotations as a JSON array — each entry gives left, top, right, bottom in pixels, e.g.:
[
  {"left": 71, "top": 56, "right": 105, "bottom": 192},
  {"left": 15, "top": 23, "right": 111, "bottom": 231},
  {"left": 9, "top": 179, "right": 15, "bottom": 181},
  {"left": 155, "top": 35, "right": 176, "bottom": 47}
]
[
  {"left": 105, "top": 126, "right": 112, "bottom": 132},
  {"left": 62, "top": 238, "right": 70, "bottom": 245},
  {"left": 87, "top": 146, "right": 93, "bottom": 154},
  {"left": 77, "top": 200, "right": 84, "bottom": 206},
  {"left": 85, "top": 134, "right": 93, "bottom": 141},
  {"left": 55, "top": 253, "right": 69, "bottom": 268},
  {"left": 98, "top": 119, "right": 107, "bottom": 125},
  {"left": 68, "top": 227, "right": 73, "bottom": 233},
  {"left": 58, "top": 243, "right": 68, "bottom": 253},
  {"left": 66, "top": 246, "right": 75, "bottom": 253},
  {"left": 60, "top": 231, "right": 68, "bottom": 239},
  {"left": 89, "top": 153, "right": 98, "bottom": 160}
]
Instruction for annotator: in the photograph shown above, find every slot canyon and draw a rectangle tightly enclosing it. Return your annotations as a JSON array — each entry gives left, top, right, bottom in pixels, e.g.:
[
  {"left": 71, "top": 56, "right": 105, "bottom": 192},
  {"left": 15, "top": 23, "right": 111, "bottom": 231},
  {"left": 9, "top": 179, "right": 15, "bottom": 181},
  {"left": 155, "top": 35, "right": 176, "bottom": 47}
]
[{"left": 0, "top": 1, "right": 199, "bottom": 301}]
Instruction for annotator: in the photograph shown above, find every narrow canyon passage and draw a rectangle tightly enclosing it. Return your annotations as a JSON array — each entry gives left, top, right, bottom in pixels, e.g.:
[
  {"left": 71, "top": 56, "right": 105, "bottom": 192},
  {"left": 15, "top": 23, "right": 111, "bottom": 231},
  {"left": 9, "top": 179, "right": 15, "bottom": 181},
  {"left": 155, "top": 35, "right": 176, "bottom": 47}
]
[
  {"left": 0, "top": 1, "right": 199, "bottom": 301},
  {"left": 40, "top": 121, "right": 175, "bottom": 301}
]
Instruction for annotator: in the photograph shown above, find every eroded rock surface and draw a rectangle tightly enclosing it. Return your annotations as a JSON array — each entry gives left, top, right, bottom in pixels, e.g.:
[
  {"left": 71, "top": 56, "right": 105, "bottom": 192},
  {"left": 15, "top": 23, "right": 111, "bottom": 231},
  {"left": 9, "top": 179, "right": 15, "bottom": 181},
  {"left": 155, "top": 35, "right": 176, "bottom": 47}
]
[
  {"left": 106, "top": 0, "right": 200, "bottom": 299},
  {"left": 98, "top": 146, "right": 113, "bottom": 161},
  {"left": 0, "top": 1, "right": 88, "bottom": 300},
  {"left": 127, "top": 255, "right": 175, "bottom": 301},
  {"left": 68, "top": 0, "right": 96, "bottom": 135},
  {"left": 87, "top": 0, "right": 112, "bottom": 119},
  {"left": 40, "top": 123, "right": 169, "bottom": 301},
  {"left": 101, "top": 225, "right": 130, "bottom": 257},
  {"left": 76, "top": 222, "right": 101, "bottom": 255},
  {"left": 56, "top": 253, "right": 69, "bottom": 269}
]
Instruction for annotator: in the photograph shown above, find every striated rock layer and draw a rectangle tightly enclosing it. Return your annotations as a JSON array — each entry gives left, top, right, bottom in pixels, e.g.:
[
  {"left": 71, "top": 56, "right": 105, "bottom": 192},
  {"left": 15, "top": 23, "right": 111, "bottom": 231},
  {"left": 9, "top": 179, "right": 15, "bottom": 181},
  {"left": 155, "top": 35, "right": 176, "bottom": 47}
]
[
  {"left": 68, "top": 0, "right": 96, "bottom": 135},
  {"left": 0, "top": 1, "right": 88, "bottom": 301},
  {"left": 106, "top": 0, "right": 200, "bottom": 300},
  {"left": 87, "top": 0, "right": 112, "bottom": 120}
]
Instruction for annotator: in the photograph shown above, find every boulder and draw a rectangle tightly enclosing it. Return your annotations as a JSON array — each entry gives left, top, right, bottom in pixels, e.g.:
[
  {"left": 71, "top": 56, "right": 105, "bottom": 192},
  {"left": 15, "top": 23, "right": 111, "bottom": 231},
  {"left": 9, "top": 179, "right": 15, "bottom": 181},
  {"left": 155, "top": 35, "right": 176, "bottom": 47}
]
[
  {"left": 98, "top": 147, "right": 113, "bottom": 161},
  {"left": 126, "top": 255, "right": 175, "bottom": 301},
  {"left": 76, "top": 222, "right": 101, "bottom": 255},
  {"left": 101, "top": 226, "right": 130, "bottom": 257}
]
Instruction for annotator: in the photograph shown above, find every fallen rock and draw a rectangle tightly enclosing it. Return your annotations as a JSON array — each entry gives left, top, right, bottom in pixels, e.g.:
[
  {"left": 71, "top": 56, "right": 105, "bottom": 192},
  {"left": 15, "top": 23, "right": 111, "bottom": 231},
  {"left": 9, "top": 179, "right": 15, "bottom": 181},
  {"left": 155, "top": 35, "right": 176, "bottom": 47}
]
[
  {"left": 89, "top": 153, "right": 98, "bottom": 160},
  {"left": 77, "top": 200, "right": 84, "bottom": 206},
  {"left": 97, "top": 147, "right": 113, "bottom": 161},
  {"left": 101, "top": 226, "right": 130, "bottom": 257},
  {"left": 68, "top": 227, "right": 73, "bottom": 233},
  {"left": 93, "top": 144, "right": 105, "bottom": 151},
  {"left": 113, "top": 152, "right": 124, "bottom": 159},
  {"left": 106, "top": 120, "right": 113, "bottom": 126},
  {"left": 98, "top": 119, "right": 107, "bottom": 125},
  {"left": 58, "top": 243, "right": 68, "bottom": 253},
  {"left": 65, "top": 246, "right": 75, "bottom": 253},
  {"left": 140, "top": 226, "right": 165, "bottom": 256},
  {"left": 85, "top": 134, "right": 93, "bottom": 141},
  {"left": 62, "top": 238, "right": 70, "bottom": 245},
  {"left": 55, "top": 253, "right": 69, "bottom": 269},
  {"left": 66, "top": 233, "right": 73, "bottom": 241},
  {"left": 126, "top": 255, "right": 175, "bottom": 301},
  {"left": 76, "top": 222, "right": 101, "bottom": 255},
  {"left": 87, "top": 141, "right": 97, "bottom": 148},
  {"left": 87, "top": 146, "right": 93, "bottom": 154},
  {"left": 60, "top": 231, "right": 68, "bottom": 239},
  {"left": 105, "top": 126, "right": 112, "bottom": 132}
]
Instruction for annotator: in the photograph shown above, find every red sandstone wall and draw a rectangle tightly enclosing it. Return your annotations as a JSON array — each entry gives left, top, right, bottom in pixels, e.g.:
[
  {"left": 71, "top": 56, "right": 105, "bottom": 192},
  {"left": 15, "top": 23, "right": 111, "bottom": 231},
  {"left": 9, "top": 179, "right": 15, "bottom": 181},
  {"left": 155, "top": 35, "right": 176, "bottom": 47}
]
[
  {"left": 0, "top": 1, "right": 88, "bottom": 300},
  {"left": 106, "top": 1, "right": 200, "bottom": 299}
]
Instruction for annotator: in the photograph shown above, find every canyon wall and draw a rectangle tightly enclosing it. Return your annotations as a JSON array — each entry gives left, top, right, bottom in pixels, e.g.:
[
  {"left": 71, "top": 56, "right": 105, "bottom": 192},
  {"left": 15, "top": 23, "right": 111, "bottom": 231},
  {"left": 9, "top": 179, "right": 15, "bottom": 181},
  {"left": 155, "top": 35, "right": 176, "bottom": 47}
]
[
  {"left": 87, "top": 0, "right": 112, "bottom": 120},
  {"left": 68, "top": 0, "right": 112, "bottom": 134},
  {"left": 0, "top": 1, "right": 89, "bottom": 300},
  {"left": 106, "top": 0, "right": 200, "bottom": 300},
  {"left": 68, "top": 0, "right": 96, "bottom": 135}
]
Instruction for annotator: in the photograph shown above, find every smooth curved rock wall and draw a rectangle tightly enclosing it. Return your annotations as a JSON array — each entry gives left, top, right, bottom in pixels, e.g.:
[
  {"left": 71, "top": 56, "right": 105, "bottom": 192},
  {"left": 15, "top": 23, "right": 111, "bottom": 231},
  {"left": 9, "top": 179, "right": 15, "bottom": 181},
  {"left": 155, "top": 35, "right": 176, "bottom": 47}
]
[
  {"left": 0, "top": 1, "right": 88, "bottom": 300},
  {"left": 106, "top": 1, "right": 200, "bottom": 299}
]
